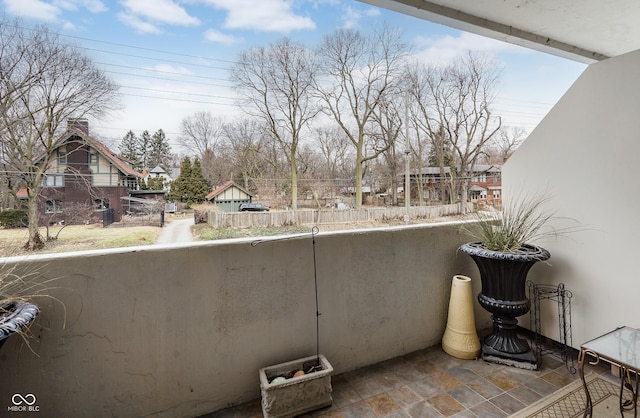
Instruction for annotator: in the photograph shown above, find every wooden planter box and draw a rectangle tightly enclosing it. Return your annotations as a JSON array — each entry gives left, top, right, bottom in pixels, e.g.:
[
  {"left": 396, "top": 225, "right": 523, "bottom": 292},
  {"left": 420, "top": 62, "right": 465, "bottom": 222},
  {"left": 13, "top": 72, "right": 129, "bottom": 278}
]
[{"left": 259, "top": 354, "right": 333, "bottom": 418}]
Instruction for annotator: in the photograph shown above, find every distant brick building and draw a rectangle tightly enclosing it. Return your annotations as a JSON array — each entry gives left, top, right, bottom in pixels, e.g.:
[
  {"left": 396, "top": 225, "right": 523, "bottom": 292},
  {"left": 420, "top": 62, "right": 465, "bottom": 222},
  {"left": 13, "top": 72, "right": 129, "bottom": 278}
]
[
  {"left": 404, "top": 164, "right": 502, "bottom": 207},
  {"left": 22, "top": 119, "right": 145, "bottom": 226}
]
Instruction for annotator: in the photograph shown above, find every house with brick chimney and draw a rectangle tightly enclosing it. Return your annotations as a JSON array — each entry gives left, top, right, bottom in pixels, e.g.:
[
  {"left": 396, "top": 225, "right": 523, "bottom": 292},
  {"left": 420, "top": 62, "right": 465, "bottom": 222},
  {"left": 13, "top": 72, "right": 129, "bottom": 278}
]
[{"left": 23, "top": 118, "right": 145, "bottom": 225}]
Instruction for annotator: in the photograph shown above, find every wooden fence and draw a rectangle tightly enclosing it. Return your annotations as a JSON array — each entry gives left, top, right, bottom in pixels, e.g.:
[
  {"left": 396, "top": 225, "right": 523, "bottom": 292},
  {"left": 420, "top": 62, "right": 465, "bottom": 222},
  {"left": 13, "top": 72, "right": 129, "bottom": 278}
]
[{"left": 205, "top": 203, "right": 470, "bottom": 228}]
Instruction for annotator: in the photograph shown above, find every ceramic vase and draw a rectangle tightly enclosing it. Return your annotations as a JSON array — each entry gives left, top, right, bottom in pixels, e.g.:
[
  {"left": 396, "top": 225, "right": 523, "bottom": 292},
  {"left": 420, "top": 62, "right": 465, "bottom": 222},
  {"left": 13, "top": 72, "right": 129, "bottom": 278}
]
[{"left": 442, "top": 275, "right": 481, "bottom": 359}]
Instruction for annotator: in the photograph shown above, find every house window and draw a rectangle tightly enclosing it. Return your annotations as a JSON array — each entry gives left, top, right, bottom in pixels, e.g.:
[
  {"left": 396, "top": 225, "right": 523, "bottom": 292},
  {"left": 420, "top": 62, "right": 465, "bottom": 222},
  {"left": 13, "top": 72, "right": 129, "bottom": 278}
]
[
  {"left": 88, "top": 153, "right": 98, "bottom": 165},
  {"left": 43, "top": 174, "right": 64, "bottom": 187},
  {"left": 480, "top": 191, "right": 487, "bottom": 199},
  {"left": 477, "top": 173, "right": 487, "bottom": 182},
  {"left": 57, "top": 149, "right": 67, "bottom": 164},
  {"left": 94, "top": 199, "right": 110, "bottom": 211},
  {"left": 493, "top": 173, "right": 501, "bottom": 182},
  {"left": 493, "top": 190, "right": 501, "bottom": 199},
  {"left": 121, "top": 178, "right": 137, "bottom": 189},
  {"left": 45, "top": 200, "right": 63, "bottom": 213}
]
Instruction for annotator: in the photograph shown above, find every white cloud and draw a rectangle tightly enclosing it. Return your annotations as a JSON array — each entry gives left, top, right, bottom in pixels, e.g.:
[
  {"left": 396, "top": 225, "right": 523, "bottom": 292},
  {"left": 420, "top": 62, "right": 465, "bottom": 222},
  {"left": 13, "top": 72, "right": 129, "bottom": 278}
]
[
  {"left": 117, "top": 12, "right": 162, "bottom": 34},
  {"left": 341, "top": 5, "right": 380, "bottom": 29},
  {"left": 53, "top": 0, "right": 106, "bottom": 12},
  {"left": 61, "top": 20, "right": 76, "bottom": 29},
  {"left": 3, "top": 0, "right": 61, "bottom": 21},
  {"left": 120, "top": 0, "right": 200, "bottom": 26},
  {"left": 149, "top": 64, "right": 195, "bottom": 76},
  {"left": 412, "top": 32, "right": 528, "bottom": 64},
  {"left": 204, "top": 28, "right": 242, "bottom": 45},
  {"left": 200, "top": 0, "right": 315, "bottom": 33},
  {"left": 3, "top": 0, "right": 106, "bottom": 24},
  {"left": 77, "top": 0, "right": 107, "bottom": 13}
]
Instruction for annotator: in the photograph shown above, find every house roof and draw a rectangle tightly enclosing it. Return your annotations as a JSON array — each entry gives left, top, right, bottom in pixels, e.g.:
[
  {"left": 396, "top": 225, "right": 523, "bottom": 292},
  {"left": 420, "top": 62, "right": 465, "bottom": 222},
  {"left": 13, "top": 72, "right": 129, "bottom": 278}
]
[
  {"left": 205, "top": 180, "right": 253, "bottom": 201},
  {"left": 149, "top": 165, "right": 166, "bottom": 174},
  {"left": 36, "top": 127, "right": 143, "bottom": 178}
]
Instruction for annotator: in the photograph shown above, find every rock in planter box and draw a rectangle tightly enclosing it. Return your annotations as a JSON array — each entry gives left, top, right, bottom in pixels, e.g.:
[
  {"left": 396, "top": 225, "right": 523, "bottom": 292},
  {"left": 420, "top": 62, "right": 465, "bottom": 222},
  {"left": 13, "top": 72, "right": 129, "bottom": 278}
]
[{"left": 259, "top": 354, "right": 333, "bottom": 418}]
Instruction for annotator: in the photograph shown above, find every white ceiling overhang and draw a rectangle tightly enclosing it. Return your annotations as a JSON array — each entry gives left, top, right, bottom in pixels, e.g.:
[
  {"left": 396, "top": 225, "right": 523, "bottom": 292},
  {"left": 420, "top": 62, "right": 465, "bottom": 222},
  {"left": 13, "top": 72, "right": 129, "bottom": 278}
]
[{"left": 357, "top": 0, "right": 640, "bottom": 64}]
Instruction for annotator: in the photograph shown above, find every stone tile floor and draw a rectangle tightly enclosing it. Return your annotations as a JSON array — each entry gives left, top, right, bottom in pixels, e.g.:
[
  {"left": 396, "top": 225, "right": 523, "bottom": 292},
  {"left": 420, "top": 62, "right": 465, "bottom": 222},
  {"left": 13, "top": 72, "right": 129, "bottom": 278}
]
[{"left": 202, "top": 344, "right": 607, "bottom": 418}]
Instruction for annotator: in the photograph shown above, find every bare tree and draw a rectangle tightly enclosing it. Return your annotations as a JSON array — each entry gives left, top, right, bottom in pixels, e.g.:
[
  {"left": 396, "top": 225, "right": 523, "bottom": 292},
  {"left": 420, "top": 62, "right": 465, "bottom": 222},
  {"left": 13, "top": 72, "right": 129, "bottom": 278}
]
[
  {"left": 179, "top": 111, "right": 225, "bottom": 156},
  {"left": 315, "top": 24, "right": 409, "bottom": 208},
  {"left": 487, "top": 125, "right": 526, "bottom": 163},
  {"left": 405, "top": 52, "right": 502, "bottom": 207},
  {"left": 406, "top": 107, "right": 431, "bottom": 205},
  {"left": 179, "top": 112, "right": 226, "bottom": 183},
  {"left": 222, "top": 118, "right": 269, "bottom": 192},
  {"left": 230, "top": 38, "right": 320, "bottom": 210},
  {"left": 315, "top": 126, "right": 352, "bottom": 181},
  {"left": 0, "top": 18, "right": 120, "bottom": 250},
  {"left": 370, "top": 96, "right": 403, "bottom": 205}
]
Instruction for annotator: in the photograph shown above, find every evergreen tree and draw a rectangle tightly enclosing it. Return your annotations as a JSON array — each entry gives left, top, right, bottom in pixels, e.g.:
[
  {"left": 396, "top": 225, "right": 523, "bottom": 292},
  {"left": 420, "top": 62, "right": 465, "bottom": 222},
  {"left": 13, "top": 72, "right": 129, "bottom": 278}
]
[
  {"left": 119, "top": 130, "right": 142, "bottom": 170},
  {"left": 138, "top": 176, "right": 166, "bottom": 191},
  {"left": 168, "top": 157, "right": 192, "bottom": 203},
  {"left": 149, "top": 129, "right": 172, "bottom": 170},
  {"left": 190, "top": 158, "right": 209, "bottom": 203},
  {"left": 140, "top": 130, "right": 152, "bottom": 169}
]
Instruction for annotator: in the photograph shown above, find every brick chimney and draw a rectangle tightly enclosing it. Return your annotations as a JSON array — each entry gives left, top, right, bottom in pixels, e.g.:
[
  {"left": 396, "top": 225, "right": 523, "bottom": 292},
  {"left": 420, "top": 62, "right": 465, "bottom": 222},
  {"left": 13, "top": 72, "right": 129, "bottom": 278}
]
[{"left": 67, "top": 118, "right": 89, "bottom": 135}]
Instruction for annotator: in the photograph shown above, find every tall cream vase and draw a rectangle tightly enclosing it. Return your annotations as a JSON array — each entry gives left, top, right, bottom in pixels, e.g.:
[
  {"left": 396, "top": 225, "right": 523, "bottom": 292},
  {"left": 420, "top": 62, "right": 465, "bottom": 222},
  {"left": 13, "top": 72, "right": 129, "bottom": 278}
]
[{"left": 442, "top": 275, "right": 481, "bottom": 359}]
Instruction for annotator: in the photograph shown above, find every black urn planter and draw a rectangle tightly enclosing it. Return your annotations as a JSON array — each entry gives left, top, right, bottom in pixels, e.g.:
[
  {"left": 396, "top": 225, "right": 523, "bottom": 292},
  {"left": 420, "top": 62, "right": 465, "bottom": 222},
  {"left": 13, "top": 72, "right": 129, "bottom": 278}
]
[
  {"left": 460, "top": 242, "right": 550, "bottom": 369},
  {"left": 0, "top": 301, "right": 39, "bottom": 350}
]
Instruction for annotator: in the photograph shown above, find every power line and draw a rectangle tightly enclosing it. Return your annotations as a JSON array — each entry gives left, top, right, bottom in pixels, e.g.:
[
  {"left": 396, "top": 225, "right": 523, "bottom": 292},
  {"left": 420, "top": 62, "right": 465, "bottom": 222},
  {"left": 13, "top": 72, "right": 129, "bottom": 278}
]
[
  {"left": 97, "top": 62, "right": 231, "bottom": 82},
  {"left": 118, "top": 92, "right": 238, "bottom": 106},
  {"left": 60, "top": 32, "right": 238, "bottom": 65},
  {"left": 120, "top": 85, "right": 236, "bottom": 101},
  {"left": 103, "top": 69, "right": 230, "bottom": 88},
  {"left": 8, "top": 21, "right": 237, "bottom": 66},
  {"left": 85, "top": 46, "right": 230, "bottom": 71}
]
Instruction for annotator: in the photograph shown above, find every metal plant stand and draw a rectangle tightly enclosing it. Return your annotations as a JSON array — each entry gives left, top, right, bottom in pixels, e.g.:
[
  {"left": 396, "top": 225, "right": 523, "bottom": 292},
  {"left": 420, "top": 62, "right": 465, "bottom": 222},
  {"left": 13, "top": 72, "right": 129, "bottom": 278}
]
[{"left": 528, "top": 282, "right": 575, "bottom": 373}]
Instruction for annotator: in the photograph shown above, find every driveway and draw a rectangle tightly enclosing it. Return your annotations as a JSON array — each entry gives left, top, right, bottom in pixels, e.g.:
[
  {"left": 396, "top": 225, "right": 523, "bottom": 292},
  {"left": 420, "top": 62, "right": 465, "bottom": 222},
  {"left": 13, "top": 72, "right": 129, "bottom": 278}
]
[{"left": 156, "top": 217, "right": 194, "bottom": 244}]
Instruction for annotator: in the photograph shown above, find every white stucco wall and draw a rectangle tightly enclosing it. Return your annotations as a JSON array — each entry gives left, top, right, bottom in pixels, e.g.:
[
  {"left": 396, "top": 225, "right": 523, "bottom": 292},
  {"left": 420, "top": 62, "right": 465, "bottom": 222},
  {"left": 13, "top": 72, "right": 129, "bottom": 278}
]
[
  {"left": 0, "top": 222, "right": 487, "bottom": 417},
  {"left": 503, "top": 49, "right": 640, "bottom": 347}
]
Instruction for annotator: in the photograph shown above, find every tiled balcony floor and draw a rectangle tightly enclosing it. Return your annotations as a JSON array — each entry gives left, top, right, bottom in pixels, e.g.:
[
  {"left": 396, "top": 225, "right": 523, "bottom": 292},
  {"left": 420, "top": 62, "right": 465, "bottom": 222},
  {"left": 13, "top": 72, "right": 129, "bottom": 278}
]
[{"left": 203, "top": 343, "right": 605, "bottom": 418}]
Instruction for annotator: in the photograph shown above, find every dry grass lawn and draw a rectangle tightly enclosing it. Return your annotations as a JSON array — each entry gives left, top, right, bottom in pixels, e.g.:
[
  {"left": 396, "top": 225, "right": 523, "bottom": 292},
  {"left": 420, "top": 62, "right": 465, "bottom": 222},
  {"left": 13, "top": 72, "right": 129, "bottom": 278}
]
[
  {"left": 0, "top": 224, "right": 162, "bottom": 257},
  {"left": 0, "top": 211, "right": 473, "bottom": 258}
]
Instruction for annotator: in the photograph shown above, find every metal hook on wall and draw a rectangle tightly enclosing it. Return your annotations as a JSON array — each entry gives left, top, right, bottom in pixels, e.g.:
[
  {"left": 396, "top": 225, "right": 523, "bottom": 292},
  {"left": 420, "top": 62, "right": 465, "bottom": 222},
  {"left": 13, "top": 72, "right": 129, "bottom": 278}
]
[{"left": 251, "top": 226, "right": 322, "bottom": 363}]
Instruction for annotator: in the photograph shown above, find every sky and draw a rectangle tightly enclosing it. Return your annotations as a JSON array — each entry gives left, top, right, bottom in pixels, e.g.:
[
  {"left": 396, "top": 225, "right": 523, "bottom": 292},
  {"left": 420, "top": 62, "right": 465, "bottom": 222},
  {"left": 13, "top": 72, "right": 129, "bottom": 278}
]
[{"left": 1, "top": 0, "right": 588, "bottom": 153}]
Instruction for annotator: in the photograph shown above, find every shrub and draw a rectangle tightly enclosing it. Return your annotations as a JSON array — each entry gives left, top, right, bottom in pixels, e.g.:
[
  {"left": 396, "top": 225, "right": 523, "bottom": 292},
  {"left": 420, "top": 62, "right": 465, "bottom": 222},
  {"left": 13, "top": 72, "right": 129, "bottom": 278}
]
[{"left": 0, "top": 209, "right": 28, "bottom": 228}]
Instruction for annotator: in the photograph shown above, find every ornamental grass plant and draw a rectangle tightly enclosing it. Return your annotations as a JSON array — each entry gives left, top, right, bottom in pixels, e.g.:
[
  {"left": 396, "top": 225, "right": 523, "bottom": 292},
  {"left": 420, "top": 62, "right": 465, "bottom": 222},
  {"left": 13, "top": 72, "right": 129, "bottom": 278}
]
[
  {"left": 465, "top": 193, "right": 570, "bottom": 254},
  {"left": 0, "top": 262, "right": 65, "bottom": 352}
]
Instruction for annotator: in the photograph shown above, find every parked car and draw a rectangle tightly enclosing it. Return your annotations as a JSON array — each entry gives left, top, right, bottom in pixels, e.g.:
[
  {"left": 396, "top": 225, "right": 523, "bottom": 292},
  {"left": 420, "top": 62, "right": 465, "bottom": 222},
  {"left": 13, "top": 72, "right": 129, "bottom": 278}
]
[{"left": 239, "top": 202, "right": 270, "bottom": 212}]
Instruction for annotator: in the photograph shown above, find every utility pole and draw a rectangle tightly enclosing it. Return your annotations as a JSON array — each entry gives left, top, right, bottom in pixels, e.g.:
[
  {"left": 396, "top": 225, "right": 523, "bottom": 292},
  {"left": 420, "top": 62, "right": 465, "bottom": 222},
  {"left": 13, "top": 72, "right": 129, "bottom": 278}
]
[{"left": 404, "top": 92, "right": 410, "bottom": 223}]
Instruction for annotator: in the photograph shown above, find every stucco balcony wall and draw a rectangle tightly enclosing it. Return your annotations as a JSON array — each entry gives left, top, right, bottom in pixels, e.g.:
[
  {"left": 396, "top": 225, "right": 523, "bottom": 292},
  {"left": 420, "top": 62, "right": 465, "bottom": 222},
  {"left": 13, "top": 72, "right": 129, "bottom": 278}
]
[{"left": 0, "top": 221, "right": 487, "bottom": 417}]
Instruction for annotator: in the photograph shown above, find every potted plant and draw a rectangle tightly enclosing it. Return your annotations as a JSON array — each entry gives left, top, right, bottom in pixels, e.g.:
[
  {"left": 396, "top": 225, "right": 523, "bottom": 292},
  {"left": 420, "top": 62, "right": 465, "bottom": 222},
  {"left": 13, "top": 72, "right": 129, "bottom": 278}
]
[
  {"left": 0, "top": 262, "right": 55, "bottom": 351},
  {"left": 253, "top": 227, "right": 333, "bottom": 418},
  {"left": 459, "top": 194, "right": 566, "bottom": 369},
  {"left": 0, "top": 300, "right": 38, "bottom": 350}
]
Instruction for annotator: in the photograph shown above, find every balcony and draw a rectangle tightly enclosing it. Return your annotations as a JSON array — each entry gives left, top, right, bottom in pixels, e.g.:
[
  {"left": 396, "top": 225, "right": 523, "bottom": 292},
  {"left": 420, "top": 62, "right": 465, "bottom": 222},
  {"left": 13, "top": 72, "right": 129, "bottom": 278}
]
[
  {"left": 1, "top": 217, "right": 617, "bottom": 417},
  {"left": 0, "top": 220, "right": 498, "bottom": 416},
  {"left": 4, "top": 48, "right": 640, "bottom": 416}
]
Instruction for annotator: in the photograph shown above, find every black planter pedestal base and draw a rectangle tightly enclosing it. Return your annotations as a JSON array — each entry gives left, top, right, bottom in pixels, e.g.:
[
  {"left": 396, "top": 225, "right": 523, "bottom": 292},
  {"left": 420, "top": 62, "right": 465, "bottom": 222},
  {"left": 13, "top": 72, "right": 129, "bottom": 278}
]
[
  {"left": 481, "top": 343, "right": 538, "bottom": 370},
  {"left": 479, "top": 314, "right": 539, "bottom": 370}
]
